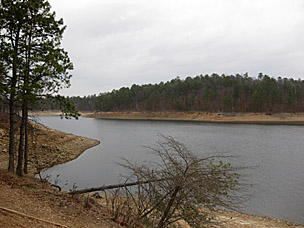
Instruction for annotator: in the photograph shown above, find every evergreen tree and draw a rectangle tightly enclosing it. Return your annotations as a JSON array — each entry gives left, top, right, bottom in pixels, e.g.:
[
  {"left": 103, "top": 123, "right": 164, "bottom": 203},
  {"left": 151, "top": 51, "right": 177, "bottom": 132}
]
[{"left": 0, "top": 0, "right": 76, "bottom": 175}]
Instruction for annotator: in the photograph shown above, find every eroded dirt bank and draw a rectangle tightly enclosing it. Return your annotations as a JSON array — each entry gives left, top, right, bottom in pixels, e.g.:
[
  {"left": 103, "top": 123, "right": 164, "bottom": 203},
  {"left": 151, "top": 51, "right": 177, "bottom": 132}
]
[
  {"left": 0, "top": 112, "right": 122, "bottom": 228},
  {"left": 0, "top": 112, "right": 99, "bottom": 176},
  {"left": 86, "top": 111, "right": 304, "bottom": 125}
]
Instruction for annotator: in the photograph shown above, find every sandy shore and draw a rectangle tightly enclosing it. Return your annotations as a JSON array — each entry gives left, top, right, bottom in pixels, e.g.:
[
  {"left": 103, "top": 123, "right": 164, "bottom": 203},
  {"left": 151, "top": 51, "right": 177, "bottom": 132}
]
[{"left": 86, "top": 111, "right": 304, "bottom": 125}]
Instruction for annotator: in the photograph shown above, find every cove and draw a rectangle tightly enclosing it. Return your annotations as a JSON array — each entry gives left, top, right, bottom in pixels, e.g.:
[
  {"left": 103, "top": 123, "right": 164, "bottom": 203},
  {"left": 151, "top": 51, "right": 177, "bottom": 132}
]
[{"left": 38, "top": 116, "right": 304, "bottom": 225}]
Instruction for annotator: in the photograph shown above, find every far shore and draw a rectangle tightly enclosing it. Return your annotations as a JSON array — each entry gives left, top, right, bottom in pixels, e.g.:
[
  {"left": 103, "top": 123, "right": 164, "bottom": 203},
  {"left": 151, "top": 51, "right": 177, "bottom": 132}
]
[
  {"left": 31, "top": 110, "right": 304, "bottom": 125},
  {"left": 29, "top": 110, "right": 95, "bottom": 117},
  {"left": 85, "top": 111, "right": 304, "bottom": 125}
]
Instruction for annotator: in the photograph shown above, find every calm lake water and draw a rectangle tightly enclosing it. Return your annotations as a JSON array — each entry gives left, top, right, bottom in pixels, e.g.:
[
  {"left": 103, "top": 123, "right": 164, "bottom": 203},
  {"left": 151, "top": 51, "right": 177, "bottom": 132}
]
[{"left": 37, "top": 116, "right": 304, "bottom": 225}]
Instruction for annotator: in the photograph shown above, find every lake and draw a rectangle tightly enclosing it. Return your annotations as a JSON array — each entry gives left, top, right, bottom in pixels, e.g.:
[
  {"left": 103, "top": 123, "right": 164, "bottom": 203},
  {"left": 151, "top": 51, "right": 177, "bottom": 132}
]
[{"left": 37, "top": 116, "right": 304, "bottom": 225}]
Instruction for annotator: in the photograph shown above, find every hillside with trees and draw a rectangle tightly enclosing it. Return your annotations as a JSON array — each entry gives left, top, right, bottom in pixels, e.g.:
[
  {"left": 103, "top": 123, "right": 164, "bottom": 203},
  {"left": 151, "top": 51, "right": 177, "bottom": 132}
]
[{"left": 37, "top": 73, "right": 304, "bottom": 113}]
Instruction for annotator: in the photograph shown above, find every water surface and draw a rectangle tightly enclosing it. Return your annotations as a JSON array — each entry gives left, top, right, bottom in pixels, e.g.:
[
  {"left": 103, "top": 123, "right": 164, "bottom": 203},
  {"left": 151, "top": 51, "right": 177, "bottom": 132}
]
[{"left": 38, "top": 116, "right": 304, "bottom": 225}]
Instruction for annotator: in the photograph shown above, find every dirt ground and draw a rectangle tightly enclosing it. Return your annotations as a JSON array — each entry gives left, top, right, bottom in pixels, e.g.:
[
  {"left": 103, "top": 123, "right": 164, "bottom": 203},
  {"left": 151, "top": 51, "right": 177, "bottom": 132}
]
[
  {"left": 91, "top": 192, "right": 303, "bottom": 228},
  {"left": 1, "top": 111, "right": 303, "bottom": 227},
  {"left": 0, "top": 169, "right": 122, "bottom": 228}
]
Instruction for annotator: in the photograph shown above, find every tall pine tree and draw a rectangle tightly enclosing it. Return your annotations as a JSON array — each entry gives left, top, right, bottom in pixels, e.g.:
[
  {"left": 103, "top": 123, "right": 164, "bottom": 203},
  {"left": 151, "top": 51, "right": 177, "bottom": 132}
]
[{"left": 0, "top": 0, "right": 76, "bottom": 175}]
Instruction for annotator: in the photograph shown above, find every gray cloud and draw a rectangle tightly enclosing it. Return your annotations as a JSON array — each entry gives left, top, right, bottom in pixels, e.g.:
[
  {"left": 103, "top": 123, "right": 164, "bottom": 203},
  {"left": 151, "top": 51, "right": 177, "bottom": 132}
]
[{"left": 50, "top": 0, "right": 304, "bottom": 96}]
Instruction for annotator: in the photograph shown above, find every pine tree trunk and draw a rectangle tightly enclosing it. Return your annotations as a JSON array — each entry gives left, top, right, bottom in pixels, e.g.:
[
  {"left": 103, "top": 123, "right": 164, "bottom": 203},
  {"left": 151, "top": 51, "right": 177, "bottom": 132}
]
[
  {"left": 8, "top": 99, "right": 15, "bottom": 172},
  {"left": 23, "top": 103, "right": 28, "bottom": 174},
  {"left": 16, "top": 102, "right": 26, "bottom": 176},
  {"left": 8, "top": 59, "right": 18, "bottom": 173},
  {"left": 23, "top": 24, "right": 31, "bottom": 175},
  {"left": 8, "top": 25, "right": 21, "bottom": 173}
]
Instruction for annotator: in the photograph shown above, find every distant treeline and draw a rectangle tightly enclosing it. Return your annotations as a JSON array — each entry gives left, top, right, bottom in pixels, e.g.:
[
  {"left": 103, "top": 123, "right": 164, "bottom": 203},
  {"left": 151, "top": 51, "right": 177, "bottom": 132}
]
[{"left": 36, "top": 73, "right": 304, "bottom": 113}]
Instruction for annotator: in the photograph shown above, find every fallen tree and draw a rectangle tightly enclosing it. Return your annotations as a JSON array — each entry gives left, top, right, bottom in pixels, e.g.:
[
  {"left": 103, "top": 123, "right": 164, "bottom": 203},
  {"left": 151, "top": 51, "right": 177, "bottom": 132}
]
[{"left": 68, "top": 178, "right": 167, "bottom": 195}]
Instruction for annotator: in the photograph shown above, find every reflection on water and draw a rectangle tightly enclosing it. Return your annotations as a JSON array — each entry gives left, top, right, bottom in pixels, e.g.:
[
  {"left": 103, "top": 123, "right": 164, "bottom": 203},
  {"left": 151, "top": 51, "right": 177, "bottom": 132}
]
[{"left": 38, "top": 116, "right": 304, "bottom": 225}]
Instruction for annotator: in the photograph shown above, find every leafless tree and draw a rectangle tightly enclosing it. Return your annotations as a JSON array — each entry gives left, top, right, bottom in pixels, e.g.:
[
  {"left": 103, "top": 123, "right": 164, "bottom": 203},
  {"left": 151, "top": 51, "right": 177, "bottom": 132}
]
[
  {"left": 117, "top": 135, "right": 245, "bottom": 228},
  {"left": 70, "top": 135, "right": 246, "bottom": 227}
]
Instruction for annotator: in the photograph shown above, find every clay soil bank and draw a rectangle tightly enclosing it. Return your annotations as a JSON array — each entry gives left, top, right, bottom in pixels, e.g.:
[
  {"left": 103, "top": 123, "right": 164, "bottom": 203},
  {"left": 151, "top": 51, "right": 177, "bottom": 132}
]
[
  {"left": 0, "top": 112, "right": 99, "bottom": 176},
  {"left": 0, "top": 111, "right": 121, "bottom": 228},
  {"left": 86, "top": 111, "right": 304, "bottom": 125}
]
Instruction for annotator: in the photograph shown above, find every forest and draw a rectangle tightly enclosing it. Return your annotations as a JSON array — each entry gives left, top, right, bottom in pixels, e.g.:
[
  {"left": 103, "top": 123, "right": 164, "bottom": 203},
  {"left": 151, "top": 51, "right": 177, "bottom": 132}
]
[{"left": 32, "top": 73, "right": 304, "bottom": 113}]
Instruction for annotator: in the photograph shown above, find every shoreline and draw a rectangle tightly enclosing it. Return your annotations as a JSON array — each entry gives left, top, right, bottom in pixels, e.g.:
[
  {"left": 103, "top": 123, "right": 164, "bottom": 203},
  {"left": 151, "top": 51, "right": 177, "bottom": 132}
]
[
  {"left": 1, "top": 112, "right": 303, "bottom": 227},
  {"left": 27, "top": 123, "right": 100, "bottom": 175},
  {"left": 0, "top": 116, "right": 100, "bottom": 176},
  {"left": 32, "top": 110, "right": 304, "bottom": 125},
  {"left": 85, "top": 111, "right": 304, "bottom": 125},
  {"left": 29, "top": 111, "right": 94, "bottom": 117}
]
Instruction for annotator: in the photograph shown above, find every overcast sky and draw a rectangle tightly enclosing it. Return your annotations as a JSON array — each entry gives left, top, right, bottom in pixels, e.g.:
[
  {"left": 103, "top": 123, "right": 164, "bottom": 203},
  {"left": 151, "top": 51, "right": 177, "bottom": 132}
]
[{"left": 49, "top": 0, "right": 304, "bottom": 96}]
